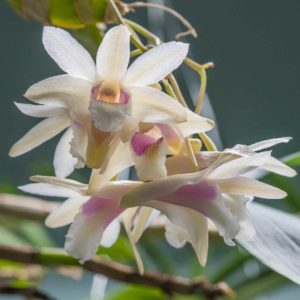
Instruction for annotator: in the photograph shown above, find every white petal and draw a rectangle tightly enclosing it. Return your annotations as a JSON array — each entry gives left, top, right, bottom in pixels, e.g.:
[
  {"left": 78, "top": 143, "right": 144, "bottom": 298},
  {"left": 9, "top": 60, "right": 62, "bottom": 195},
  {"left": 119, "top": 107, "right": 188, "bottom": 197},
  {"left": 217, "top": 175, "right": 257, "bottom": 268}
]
[
  {"left": 45, "top": 196, "right": 88, "bottom": 228},
  {"left": 215, "top": 177, "right": 287, "bottom": 199},
  {"left": 30, "top": 176, "right": 87, "bottom": 194},
  {"left": 124, "top": 42, "right": 189, "bottom": 86},
  {"left": 100, "top": 219, "right": 121, "bottom": 247},
  {"left": 262, "top": 156, "right": 297, "bottom": 177},
  {"left": 90, "top": 274, "right": 107, "bottom": 300},
  {"left": 164, "top": 208, "right": 208, "bottom": 266},
  {"left": 18, "top": 182, "right": 81, "bottom": 198},
  {"left": 122, "top": 208, "right": 144, "bottom": 274},
  {"left": 9, "top": 115, "right": 70, "bottom": 157},
  {"left": 97, "top": 141, "right": 134, "bottom": 188},
  {"left": 237, "top": 203, "right": 300, "bottom": 285},
  {"left": 14, "top": 102, "right": 67, "bottom": 118},
  {"left": 176, "top": 109, "right": 215, "bottom": 136},
  {"left": 43, "top": 26, "right": 96, "bottom": 81},
  {"left": 96, "top": 25, "right": 130, "bottom": 81},
  {"left": 249, "top": 137, "right": 292, "bottom": 152},
  {"left": 65, "top": 197, "right": 122, "bottom": 263},
  {"left": 25, "top": 75, "right": 91, "bottom": 120},
  {"left": 70, "top": 122, "right": 88, "bottom": 168},
  {"left": 54, "top": 128, "right": 78, "bottom": 178},
  {"left": 131, "top": 207, "right": 159, "bottom": 242},
  {"left": 120, "top": 86, "right": 187, "bottom": 141},
  {"left": 207, "top": 152, "right": 271, "bottom": 179}
]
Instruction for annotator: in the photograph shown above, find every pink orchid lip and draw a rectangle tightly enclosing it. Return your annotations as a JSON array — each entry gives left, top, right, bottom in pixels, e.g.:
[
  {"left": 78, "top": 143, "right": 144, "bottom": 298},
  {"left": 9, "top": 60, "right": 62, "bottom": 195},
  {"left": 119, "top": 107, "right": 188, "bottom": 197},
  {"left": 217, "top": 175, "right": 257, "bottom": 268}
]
[
  {"left": 131, "top": 132, "right": 164, "bottom": 156},
  {"left": 91, "top": 84, "right": 130, "bottom": 105}
]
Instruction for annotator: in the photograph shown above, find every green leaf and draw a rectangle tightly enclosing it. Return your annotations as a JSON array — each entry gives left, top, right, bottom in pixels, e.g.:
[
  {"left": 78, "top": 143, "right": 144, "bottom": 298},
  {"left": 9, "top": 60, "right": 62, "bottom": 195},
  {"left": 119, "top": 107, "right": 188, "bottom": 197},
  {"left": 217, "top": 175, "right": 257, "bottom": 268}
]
[
  {"left": 0, "top": 226, "right": 27, "bottom": 246},
  {"left": 282, "top": 151, "right": 300, "bottom": 168},
  {"left": 107, "top": 286, "right": 165, "bottom": 300},
  {"left": 6, "top": 0, "right": 107, "bottom": 29}
]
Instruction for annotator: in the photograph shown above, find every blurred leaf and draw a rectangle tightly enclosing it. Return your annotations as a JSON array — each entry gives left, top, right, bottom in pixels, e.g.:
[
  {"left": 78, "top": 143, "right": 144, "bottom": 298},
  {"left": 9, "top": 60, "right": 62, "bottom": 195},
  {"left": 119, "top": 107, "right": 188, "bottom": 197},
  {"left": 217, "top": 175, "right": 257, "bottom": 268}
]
[
  {"left": 97, "top": 235, "right": 136, "bottom": 263},
  {"left": 107, "top": 286, "right": 165, "bottom": 300},
  {"left": 283, "top": 151, "right": 300, "bottom": 168},
  {"left": 18, "top": 220, "right": 55, "bottom": 247},
  {"left": 0, "top": 226, "right": 27, "bottom": 245},
  {"left": 7, "top": 0, "right": 107, "bottom": 29},
  {"left": 232, "top": 272, "right": 288, "bottom": 300}
]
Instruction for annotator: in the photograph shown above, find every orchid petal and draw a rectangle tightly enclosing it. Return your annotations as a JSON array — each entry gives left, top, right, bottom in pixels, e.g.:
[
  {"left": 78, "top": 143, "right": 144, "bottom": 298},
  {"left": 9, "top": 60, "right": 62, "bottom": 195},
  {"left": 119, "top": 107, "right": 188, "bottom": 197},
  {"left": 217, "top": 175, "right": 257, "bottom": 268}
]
[
  {"left": 100, "top": 219, "right": 121, "bottom": 248},
  {"left": 25, "top": 75, "right": 92, "bottom": 116},
  {"left": 30, "top": 175, "right": 87, "bottom": 194},
  {"left": 215, "top": 177, "right": 287, "bottom": 199},
  {"left": 176, "top": 109, "right": 215, "bottom": 136},
  {"left": 9, "top": 115, "right": 70, "bottom": 157},
  {"left": 121, "top": 179, "right": 239, "bottom": 245},
  {"left": 97, "top": 141, "right": 134, "bottom": 188},
  {"left": 163, "top": 206, "right": 209, "bottom": 266},
  {"left": 65, "top": 196, "right": 123, "bottom": 263},
  {"left": 45, "top": 196, "right": 88, "bottom": 228},
  {"left": 262, "top": 156, "right": 297, "bottom": 177},
  {"left": 131, "top": 207, "right": 159, "bottom": 242},
  {"left": 207, "top": 152, "right": 271, "bottom": 179},
  {"left": 249, "top": 137, "right": 292, "bottom": 152},
  {"left": 14, "top": 102, "right": 67, "bottom": 118},
  {"left": 124, "top": 42, "right": 189, "bottom": 86},
  {"left": 122, "top": 208, "right": 144, "bottom": 274},
  {"left": 96, "top": 25, "right": 130, "bottom": 81},
  {"left": 43, "top": 26, "right": 96, "bottom": 81},
  {"left": 237, "top": 203, "right": 300, "bottom": 285},
  {"left": 120, "top": 86, "right": 187, "bottom": 141},
  {"left": 18, "top": 182, "right": 81, "bottom": 198},
  {"left": 54, "top": 128, "right": 78, "bottom": 178}
]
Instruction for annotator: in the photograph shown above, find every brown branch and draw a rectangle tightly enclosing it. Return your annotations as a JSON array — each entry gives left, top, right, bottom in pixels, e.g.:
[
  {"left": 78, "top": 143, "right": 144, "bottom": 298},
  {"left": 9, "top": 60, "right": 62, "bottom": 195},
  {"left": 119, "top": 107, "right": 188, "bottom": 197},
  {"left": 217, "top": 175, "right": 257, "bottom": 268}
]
[
  {"left": 122, "top": 1, "right": 197, "bottom": 40},
  {"left": 0, "top": 286, "right": 54, "bottom": 300},
  {"left": 0, "top": 193, "right": 57, "bottom": 222},
  {"left": 0, "top": 245, "right": 233, "bottom": 299}
]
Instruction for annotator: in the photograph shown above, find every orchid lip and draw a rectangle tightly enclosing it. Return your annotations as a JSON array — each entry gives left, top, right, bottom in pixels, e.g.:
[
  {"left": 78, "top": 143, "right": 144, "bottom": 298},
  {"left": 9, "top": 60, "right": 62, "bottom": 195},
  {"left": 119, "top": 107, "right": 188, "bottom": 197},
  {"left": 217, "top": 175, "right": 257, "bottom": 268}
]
[{"left": 91, "top": 81, "right": 130, "bottom": 105}]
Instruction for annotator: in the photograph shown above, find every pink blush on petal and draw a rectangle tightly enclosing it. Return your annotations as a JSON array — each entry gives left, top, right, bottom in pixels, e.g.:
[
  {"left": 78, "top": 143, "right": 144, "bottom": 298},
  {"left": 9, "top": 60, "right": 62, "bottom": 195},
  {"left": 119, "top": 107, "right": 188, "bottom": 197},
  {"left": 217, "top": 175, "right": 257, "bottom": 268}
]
[
  {"left": 82, "top": 196, "right": 123, "bottom": 217},
  {"left": 175, "top": 181, "right": 218, "bottom": 202}
]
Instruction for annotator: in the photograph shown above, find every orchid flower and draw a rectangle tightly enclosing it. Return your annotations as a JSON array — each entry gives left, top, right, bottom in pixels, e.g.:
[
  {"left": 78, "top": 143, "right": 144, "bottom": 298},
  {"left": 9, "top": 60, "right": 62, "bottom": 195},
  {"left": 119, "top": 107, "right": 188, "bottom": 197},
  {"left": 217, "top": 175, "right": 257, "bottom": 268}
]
[
  {"left": 22, "top": 143, "right": 292, "bottom": 268},
  {"left": 166, "top": 137, "right": 297, "bottom": 177},
  {"left": 9, "top": 24, "right": 214, "bottom": 178}
]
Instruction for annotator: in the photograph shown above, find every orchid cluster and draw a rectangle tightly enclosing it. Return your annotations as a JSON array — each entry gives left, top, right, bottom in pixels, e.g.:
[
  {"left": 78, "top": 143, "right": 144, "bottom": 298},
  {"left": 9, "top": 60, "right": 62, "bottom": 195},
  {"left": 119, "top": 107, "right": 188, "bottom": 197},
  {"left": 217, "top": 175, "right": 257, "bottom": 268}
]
[{"left": 10, "top": 24, "right": 299, "bottom": 283}]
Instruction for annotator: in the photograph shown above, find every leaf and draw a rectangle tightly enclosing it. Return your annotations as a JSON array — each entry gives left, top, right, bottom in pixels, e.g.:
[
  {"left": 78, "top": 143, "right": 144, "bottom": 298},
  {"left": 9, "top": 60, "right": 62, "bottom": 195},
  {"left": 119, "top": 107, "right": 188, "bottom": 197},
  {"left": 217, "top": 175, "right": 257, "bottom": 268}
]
[
  {"left": 6, "top": 0, "right": 107, "bottom": 29},
  {"left": 107, "top": 286, "right": 165, "bottom": 300}
]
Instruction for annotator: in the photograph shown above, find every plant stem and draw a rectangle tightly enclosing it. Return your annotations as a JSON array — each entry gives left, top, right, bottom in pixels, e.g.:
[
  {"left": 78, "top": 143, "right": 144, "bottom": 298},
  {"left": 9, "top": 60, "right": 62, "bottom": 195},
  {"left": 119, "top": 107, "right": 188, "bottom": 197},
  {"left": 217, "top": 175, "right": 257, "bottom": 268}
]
[{"left": 0, "top": 245, "right": 233, "bottom": 299}]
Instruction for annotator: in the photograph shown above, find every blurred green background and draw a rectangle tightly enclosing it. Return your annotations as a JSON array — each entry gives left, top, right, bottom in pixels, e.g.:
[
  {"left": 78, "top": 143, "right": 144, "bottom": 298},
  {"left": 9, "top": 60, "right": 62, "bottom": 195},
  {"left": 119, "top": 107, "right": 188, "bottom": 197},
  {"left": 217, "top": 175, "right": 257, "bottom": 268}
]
[{"left": 0, "top": 1, "right": 300, "bottom": 299}]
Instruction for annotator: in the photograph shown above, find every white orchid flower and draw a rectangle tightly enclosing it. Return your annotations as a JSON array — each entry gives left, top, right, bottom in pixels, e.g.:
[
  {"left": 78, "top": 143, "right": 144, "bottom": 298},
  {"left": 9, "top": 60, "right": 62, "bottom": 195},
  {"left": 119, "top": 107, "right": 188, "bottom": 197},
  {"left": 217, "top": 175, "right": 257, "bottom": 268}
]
[
  {"left": 22, "top": 142, "right": 290, "bottom": 268},
  {"left": 96, "top": 121, "right": 205, "bottom": 185},
  {"left": 9, "top": 24, "right": 214, "bottom": 178},
  {"left": 166, "top": 137, "right": 296, "bottom": 178}
]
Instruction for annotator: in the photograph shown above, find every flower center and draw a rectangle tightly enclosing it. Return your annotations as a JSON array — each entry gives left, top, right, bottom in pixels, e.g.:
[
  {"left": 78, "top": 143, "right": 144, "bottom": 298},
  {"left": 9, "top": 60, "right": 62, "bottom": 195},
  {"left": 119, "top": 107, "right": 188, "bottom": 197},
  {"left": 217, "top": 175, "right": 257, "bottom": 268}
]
[{"left": 91, "top": 81, "right": 130, "bottom": 104}]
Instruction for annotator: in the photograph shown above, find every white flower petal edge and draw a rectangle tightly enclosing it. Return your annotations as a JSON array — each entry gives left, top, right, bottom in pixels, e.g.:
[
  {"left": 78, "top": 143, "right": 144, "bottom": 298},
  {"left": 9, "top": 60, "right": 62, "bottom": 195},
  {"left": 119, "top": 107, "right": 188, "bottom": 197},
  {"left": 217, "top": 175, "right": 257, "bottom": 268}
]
[
  {"left": 53, "top": 128, "right": 78, "bottom": 178},
  {"left": 9, "top": 114, "right": 70, "bottom": 157},
  {"left": 14, "top": 102, "right": 66, "bottom": 118},
  {"left": 46, "top": 196, "right": 88, "bottom": 228},
  {"left": 18, "top": 182, "right": 81, "bottom": 198},
  {"left": 162, "top": 205, "right": 209, "bottom": 266},
  {"left": 237, "top": 203, "right": 300, "bottom": 285},
  {"left": 96, "top": 25, "right": 131, "bottom": 81},
  {"left": 43, "top": 27, "right": 96, "bottom": 82},
  {"left": 124, "top": 41, "right": 189, "bottom": 87},
  {"left": 249, "top": 137, "right": 292, "bottom": 152}
]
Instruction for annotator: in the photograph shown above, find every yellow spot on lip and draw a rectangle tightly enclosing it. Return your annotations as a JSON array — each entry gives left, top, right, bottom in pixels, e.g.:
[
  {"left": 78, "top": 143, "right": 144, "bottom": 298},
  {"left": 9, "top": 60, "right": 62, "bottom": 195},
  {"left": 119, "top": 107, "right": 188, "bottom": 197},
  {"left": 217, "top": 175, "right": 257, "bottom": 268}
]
[{"left": 96, "top": 80, "right": 120, "bottom": 104}]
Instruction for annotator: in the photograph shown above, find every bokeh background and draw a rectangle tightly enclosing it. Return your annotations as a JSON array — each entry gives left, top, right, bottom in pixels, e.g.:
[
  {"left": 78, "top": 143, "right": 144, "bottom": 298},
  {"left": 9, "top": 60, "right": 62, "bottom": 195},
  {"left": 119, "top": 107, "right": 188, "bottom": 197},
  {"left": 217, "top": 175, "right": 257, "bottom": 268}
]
[{"left": 0, "top": 1, "right": 300, "bottom": 299}]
